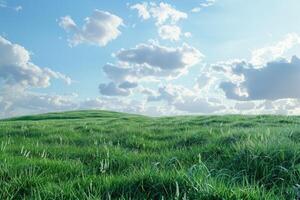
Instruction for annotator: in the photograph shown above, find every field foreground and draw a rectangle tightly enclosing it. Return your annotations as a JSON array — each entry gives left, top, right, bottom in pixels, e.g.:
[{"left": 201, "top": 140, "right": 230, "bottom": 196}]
[{"left": 1, "top": 110, "right": 300, "bottom": 199}]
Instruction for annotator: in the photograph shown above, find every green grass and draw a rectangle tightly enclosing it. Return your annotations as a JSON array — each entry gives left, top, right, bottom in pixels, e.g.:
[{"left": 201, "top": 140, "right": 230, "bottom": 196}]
[{"left": 1, "top": 110, "right": 300, "bottom": 199}]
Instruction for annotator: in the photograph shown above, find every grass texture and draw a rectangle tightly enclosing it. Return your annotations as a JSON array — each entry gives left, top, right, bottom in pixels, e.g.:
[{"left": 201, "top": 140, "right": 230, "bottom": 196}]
[{"left": 1, "top": 110, "right": 300, "bottom": 199}]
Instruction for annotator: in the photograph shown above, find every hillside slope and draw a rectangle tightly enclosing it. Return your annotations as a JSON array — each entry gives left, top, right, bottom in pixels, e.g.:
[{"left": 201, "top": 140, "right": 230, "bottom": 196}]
[{"left": 1, "top": 110, "right": 300, "bottom": 199}]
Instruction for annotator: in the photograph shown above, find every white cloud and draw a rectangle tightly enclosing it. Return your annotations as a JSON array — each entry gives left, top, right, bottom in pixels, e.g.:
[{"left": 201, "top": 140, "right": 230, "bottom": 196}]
[
  {"left": 149, "top": 2, "right": 187, "bottom": 25},
  {"left": 0, "top": 0, "right": 22, "bottom": 12},
  {"left": 108, "top": 42, "right": 202, "bottom": 80},
  {"left": 131, "top": 2, "right": 187, "bottom": 41},
  {"left": 191, "top": 0, "right": 216, "bottom": 13},
  {"left": 219, "top": 56, "right": 300, "bottom": 100},
  {"left": 146, "top": 84, "right": 226, "bottom": 114},
  {"left": 0, "top": 37, "right": 72, "bottom": 118},
  {"left": 59, "top": 10, "right": 123, "bottom": 47},
  {"left": 174, "top": 97, "right": 225, "bottom": 113},
  {"left": 147, "top": 84, "right": 188, "bottom": 103},
  {"left": 158, "top": 25, "right": 181, "bottom": 41},
  {"left": 184, "top": 32, "right": 192, "bottom": 38},
  {"left": 100, "top": 42, "right": 203, "bottom": 97},
  {"left": 251, "top": 33, "right": 300, "bottom": 66},
  {"left": 15, "top": 6, "right": 22, "bottom": 11},
  {"left": 191, "top": 7, "right": 202, "bottom": 13},
  {"left": 234, "top": 102, "right": 256, "bottom": 111},
  {"left": 99, "top": 82, "right": 132, "bottom": 96},
  {"left": 80, "top": 97, "right": 156, "bottom": 115},
  {"left": 59, "top": 16, "right": 77, "bottom": 32},
  {"left": 131, "top": 2, "right": 187, "bottom": 25},
  {"left": 119, "top": 81, "right": 138, "bottom": 89},
  {"left": 0, "top": 36, "right": 71, "bottom": 89},
  {"left": 116, "top": 42, "right": 203, "bottom": 76},
  {"left": 130, "top": 2, "right": 150, "bottom": 20},
  {"left": 0, "top": 84, "right": 76, "bottom": 118}
]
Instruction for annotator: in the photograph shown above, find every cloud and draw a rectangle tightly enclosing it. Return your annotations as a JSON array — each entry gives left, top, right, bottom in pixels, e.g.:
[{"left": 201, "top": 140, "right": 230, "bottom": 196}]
[
  {"left": 158, "top": 25, "right": 181, "bottom": 41},
  {"left": 131, "top": 2, "right": 187, "bottom": 41},
  {"left": 251, "top": 33, "right": 300, "bottom": 66},
  {"left": 184, "top": 32, "right": 192, "bottom": 38},
  {"left": 0, "top": 0, "right": 22, "bottom": 12},
  {"left": 115, "top": 42, "right": 203, "bottom": 76},
  {"left": 174, "top": 97, "right": 225, "bottom": 113},
  {"left": 80, "top": 97, "right": 149, "bottom": 115},
  {"left": 99, "top": 42, "right": 203, "bottom": 96},
  {"left": 0, "top": 36, "right": 71, "bottom": 89},
  {"left": 0, "top": 86, "right": 77, "bottom": 118},
  {"left": 59, "top": 16, "right": 77, "bottom": 32},
  {"left": 119, "top": 81, "right": 138, "bottom": 89},
  {"left": 0, "top": 36, "right": 72, "bottom": 118},
  {"left": 131, "top": 2, "right": 187, "bottom": 25},
  {"left": 147, "top": 84, "right": 226, "bottom": 114},
  {"left": 99, "top": 82, "right": 131, "bottom": 96},
  {"left": 15, "top": 6, "right": 22, "bottom": 11},
  {"left": 130, "top": 2, "right": 150, "bottom": 20},
  {"left": 258, "top": 99, "right": 300, "bottom": 115},
  {"left": 234, "top": 102, "right": 256, "bottom": 111},
  {"left": 100, "top": 42, "right": 203, "bottom": 97},
  {"left": 102, "top": 63, "right": 133, "bottom": 83},
  {"left": 191, "top": 0, "right": 216, "bottom": 13},
  {"left": 59, "top": 10, "right": 123, "bottom": 47},
  {"left": 219, "top": 56, "right": 300, "bottom": 100},
  {"left": 147, "top": 85, "right": 186, "bottom": 103}
]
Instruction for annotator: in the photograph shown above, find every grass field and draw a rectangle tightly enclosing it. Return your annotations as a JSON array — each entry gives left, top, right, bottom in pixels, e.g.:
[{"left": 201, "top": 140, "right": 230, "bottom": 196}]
[{"left": 1, "top": 110, "right": 300, "bottom": 199}]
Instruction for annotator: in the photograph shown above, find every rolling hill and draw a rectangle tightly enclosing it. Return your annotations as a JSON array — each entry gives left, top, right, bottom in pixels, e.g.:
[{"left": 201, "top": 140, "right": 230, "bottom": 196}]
[{"left": 1, "top": 110, "right": 300, "bottom": 199}]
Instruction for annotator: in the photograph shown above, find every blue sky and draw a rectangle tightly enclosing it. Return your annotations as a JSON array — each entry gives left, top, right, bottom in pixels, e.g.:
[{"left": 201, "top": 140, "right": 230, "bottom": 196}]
[{"left": 1, "top": 0, "right": 300, "bottom": 117}]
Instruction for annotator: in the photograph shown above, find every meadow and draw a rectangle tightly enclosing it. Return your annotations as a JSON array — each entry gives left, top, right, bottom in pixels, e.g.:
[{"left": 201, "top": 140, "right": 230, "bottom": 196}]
[{"left": 1, "top": 110, "right": 300, "bottom": 199}]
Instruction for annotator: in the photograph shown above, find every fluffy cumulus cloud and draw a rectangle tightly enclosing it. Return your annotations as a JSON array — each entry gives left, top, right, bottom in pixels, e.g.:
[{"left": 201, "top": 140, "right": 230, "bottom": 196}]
[
  {"left": 158, "top": 25, "right": 181, "bottom": 41},
  {"left": 191, "top": 0, "right": 216, "bottom": 13},
  {"left": 131, "top": 2, "right": 187, "bottom": 41},
  {"left": 0, "top": 36, "right": 71, "bottom": 88},
  {"left": 219, "top": 56, "right": 300, "bottom": 101},
  {"left": 131, "top": 2, "right": 187, "bottom": 25},
  {"left": 174, "top": 97, "right": 225, "bottom": 113},
  {"left": 99, "top": 82, "right": 132, "bottom": 96},
  {"left": 116, "top": 42, "right": 202, "bottom": 74},
  {"left": 130, "top": 2, "right": 151, "bottom": 20},
  {"left": 0, "top": 90, "right": 78, "bottom": 118},
  {"left": 251, "top": 33, "right": 300, "bottom": 66},
  {"left": 145, "top": 84, "right": 226, "bottom": 114},
  {"left": 99, "top": 42, "right": 203, "bottom": 96},
  {"left": 59, "top": 10, "right": 123, "bottom": 47},
  {"left": 0, "top": 36, "right": 74, "bottom": 118},
  {"left": 82, "top": 95, "right": 183, "bottom": 116}
]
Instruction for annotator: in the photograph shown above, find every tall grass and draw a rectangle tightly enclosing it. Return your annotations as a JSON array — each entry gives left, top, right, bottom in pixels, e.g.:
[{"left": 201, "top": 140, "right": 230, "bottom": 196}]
[{"left": 0, "top": 111, "right": 300, "bottom": 199}]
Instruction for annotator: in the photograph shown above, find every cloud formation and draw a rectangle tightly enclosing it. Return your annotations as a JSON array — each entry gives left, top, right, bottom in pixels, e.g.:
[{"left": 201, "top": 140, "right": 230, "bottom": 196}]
[
  {"left": 0, "top": 36, "right": 71, "bottom": 88},
  {"left": 251, "top": 33, "right": 300, "bottom": 66},
  {"left": 99, "top": 82, "right": 132, "bottom": 96},
  {"left": 146, "top": 84, "right": 226, "bottom": 114},
  {"left": 158, "top": 25, "right": 181, "bottom": 41},
  {"left": 0, "top": 36, "right": 73, "bottom": 118},
  {"left": 59, "top": 10, "right": 123, "bottom": 47},
  {"left": 0, "top": 0, "right": 22, "bottom": 11},
  {"left": 116, "top": 42, "right": 202, "bottom": 74},
  {"left": 191, "top": 0, "right": 216, "bottom": 13},
  {"left": 131, "top": 2, "right": 187, "bottom": 25},
  {"left": 131, "top": 2, "right": 187, "bottom": 41},
  {"left": 99, "top": 42, "right": 203, "bottom": 96},
  {"left": 220, "top": 56, "right": 300, "bottom": 100},
  {"left": 0, "top": 91, "right": 77, "bottom": 118}
]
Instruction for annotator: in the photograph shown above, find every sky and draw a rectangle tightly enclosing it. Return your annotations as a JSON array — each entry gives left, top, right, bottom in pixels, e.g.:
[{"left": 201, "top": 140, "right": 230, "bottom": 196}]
[{"left": 1, "top": 0, "right": 300, "bottom": 118}]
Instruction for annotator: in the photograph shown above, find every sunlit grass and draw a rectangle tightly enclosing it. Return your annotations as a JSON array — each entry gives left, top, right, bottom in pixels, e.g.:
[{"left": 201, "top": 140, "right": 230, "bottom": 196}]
[{"left": 0, "top": 111, "right": 300, "bottom": 199}]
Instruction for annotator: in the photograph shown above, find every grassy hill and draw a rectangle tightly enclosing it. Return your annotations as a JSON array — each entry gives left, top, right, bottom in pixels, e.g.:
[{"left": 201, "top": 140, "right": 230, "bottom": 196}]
[{"left": 1, "top": 110, "right": 300, "bottom": 199}]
